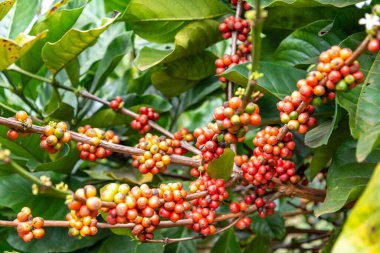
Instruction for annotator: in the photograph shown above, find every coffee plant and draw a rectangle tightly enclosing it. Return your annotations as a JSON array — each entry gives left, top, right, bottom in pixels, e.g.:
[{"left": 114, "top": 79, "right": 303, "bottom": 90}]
[{"left": 0, "top": 0, "right": 379, "bottom": 252}]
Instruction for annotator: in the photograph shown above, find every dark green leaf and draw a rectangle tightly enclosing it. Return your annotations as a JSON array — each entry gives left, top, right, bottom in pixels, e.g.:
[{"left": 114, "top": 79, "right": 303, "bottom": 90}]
[
  {"left": 163, "top": 227, "right": 197, "bottom": 253},
  {"left": 8, "top": 228, "right": 108, "bottom": 253},
  {"left": 97, "top": 234, "right": 164, "bottom": 253},
  {"left": 0, "top": 172, "right": 67, "bottom": 219},
  {"left": 135, "top": 20, "right": 221, "bottom": 70},
  {"left": 220, "top": 62, "right": 307, "bottom": 99},
  {"left": 207, "top": 148, "right": 235, "bottom": 181},
  {"left": 251, "top": 213, "right": 286, "bottom": 239},
  {"left": 315, "top": 139, "right": 380, "bottom": 216},
  {"left": 244, "top": 235, "right": 272, "bottom": 253},
  {"left": 122, "top": 0, "right": 229, "bottom": 43},
  {"left": 307, "top": 119, "right": 350, "bottom": 180},
  {"left": 274, "top": 20, "right": 343, "bottom": 66},
  {"left": 151, "top": 51, "right": 217, "bottom": 97},
  {"left": 90, "top": 32, "right": 132, "bottom": 92},
  {"left": 305, "top": 100, "right": 344, "bottom": 148},
  {"left": 338, "top": 51, "right": 380, "bottom": 139},
  {"left": 357, "top": 125, "right": 380, "bottom": 163},
  {"left": 211, "top": 228, "right": 241, "bottom": 253}
]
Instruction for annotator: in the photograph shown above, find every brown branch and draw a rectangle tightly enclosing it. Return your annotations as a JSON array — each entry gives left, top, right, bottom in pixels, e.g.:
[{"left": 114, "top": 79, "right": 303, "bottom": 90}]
[
  {"left": 0, "top": 116, "right": 201, "bottom": 168},
  {"left": 80, "top": 90, "right": 201, "bottom": 155},
  {"left": 272, "top": 178, "right": 326, "bottom": 202}
]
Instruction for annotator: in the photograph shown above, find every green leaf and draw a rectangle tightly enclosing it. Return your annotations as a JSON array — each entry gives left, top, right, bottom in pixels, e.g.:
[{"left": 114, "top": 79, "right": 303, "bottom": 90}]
[
  {"left": 151, "top": 51, "right": 217, "bottom": 97},
  {"left": 315, "top": 139, "right": 380, "bottom": 216},
  {"left": 163, "top": 227, "right": 197, "bottom": 253},
  {"left": 0, "top": 172, "right": 66, "bottom": 219},
  {"left": 332, "top": 163, "right": 380, "bottom": 253},
  {"left": 20, "top": 4, "right": 85, "bottom": 73},
  {"left": 307, "top": 119, "right": 350, "bottom": 180},
  {"left": 175, "top": 97, "right": 223, "bottom": 131},
  {"left": 0, "top": 127, "right": 45, "bottom": 163},
  {"left": 207, "top": 148, "right": 234, "bottom": 181},
  {"left": 42, "top": 15, "right": 118, "bottom": 74},
  {"left": 105, "top": 0, "right": 130, "bottom": 13},
  {"left": 259, "top": 0, "right": 363, "bottom": 8},
  {"left": 97, "top": 234, "right": 164, "bottom": 253},
  {"left": 8, "top": 228, "right": 108, "bottom": 253},
  {"left": 244, "top": 235, "right": 272, "bottom": 253},
  {"left": 338, "top": 52, "right": 380, "bottom": 139},
  {"left": 135, "top": 20, "right": 221, "bottom": 70},
  {"left": 0, "top": 0, "right": 15, "bottom": 21},
  {"left": 122, "top": 0, "right": 230, "bottom": 43},
  {"left": 211, "top": 228, "right": 241, "bottom": 253},
  {"left": 9, "top": 0, "right": 39, "bottom": 39},
  {"left": 90, "top": 32, "right": 133, "bottom": 92},
  {"left": 34, "top": 146, "right": 79, "bottom": 173},
  {"left": 251, "top": 213, "right": 286, "bottom": 239},
  {"left": 219, "top": 62, "right": 307, "bottom": 99},
  {"left": 44, "top": 89, "right": 75, "bottom": 121},
  {"left": 273, "top": 20, "right": 343, "bottom": 66},
  {"left": 305, "top": 100, "right": 344, "bottom": 148},
  {"left": 0, "top": 32, "right": 46, "bottom": 71},
  {"left": 357, "top": 125, "right": 380, "bottom": 163}
]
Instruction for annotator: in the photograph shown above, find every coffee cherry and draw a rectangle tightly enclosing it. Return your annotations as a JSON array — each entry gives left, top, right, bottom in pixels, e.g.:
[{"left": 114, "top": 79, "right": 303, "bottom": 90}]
[
  {"left": 15, "top": 111, "right": 28, "bottom": 121},
  {"left": 368, "top": 38, "right": 380, "bottom": 52}
]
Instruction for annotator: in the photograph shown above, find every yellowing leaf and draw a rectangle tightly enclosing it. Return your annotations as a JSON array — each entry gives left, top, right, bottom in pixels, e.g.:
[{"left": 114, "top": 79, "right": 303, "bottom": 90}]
[
  {"left": 332, "top": 163, "right": 380, "bottom": 253},
  {"left": 0, "top": 32, "right": 46, "bottom": 71},
  {"left": 0, "top": 0, "right": 15, "bottom": 21}
]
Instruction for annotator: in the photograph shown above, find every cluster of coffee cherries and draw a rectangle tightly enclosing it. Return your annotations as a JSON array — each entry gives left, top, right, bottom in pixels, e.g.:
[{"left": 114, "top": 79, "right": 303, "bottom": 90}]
[
  {"left": 253, "top": 126, "right": 295, "bottom": 162},
  {"left": 236, "top": 155, "right": 276, "bottom": 187},
  {"left": 219, "top": 16, "right": 250, "bottom": 41},
  {"left": 244, "top": 192, "right": 276, "bottom": 218},
  {"left": 193, "top": 125, "right": 225, "bottom": 163},
  {"left": 109, "top": 96, "right": 123, "bottom": 110},
  {"left": 275, "top": 159, "right": 299, "bottom": 183},
  {"left": 237, "top": 40, "right": 252, "bottom": 59},
  {"left": 231, "top": 0, "right": 251, "bottom": 10},
  {"left": 172, "top": 128, "right": 193, "bottom": 155},
  {"left": 215, "top": 54, "right": 247, "bottom": 82},
  {"left": 158, "top": 182, "right": 190, "bottom": 222},
  {"left": 7, "top": 111, "right": 33, "bottom": 141},
  {"left": 15, "top": 207, "right": 45, "bottom": 242},
  {"left": 100, "top": 183, "right": 160, "bottom": 241},
  {"left": 76, "top": 125, "right": 120, "bottom": 161},
  {"left": 190, "top": 163, "right": 208, "bottom": 178},
  {"left": 214, "top": 97, "right": 261, "bottom": 141},
  {"left": 40, "top": 121, "right": 71, "bottom": 154},
  {"left": 277, "top": 91, "right": 317, "bottom": 134},
  {"left": 66, "top": 185, "right": 100, "bottom": 238},
  {"left": 132, "top": 133, "right": 171, "bottom": 174},
  {"left": 131, "top": 107, "right": 160, "bottom": 134},
  {"left": 187, "top": 174, "right": 227, "bottom": 235},
  {"left": 297, "top": 46, "right": 364, "bottom": 104},
  {"left": 229, "top": 202, "right": 251, "bottom": 229}
]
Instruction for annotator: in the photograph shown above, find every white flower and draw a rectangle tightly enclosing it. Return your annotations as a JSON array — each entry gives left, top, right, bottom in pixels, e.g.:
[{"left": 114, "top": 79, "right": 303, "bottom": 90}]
[{"left": 359, "top": 13, "right": 380, "bottom": 31}]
